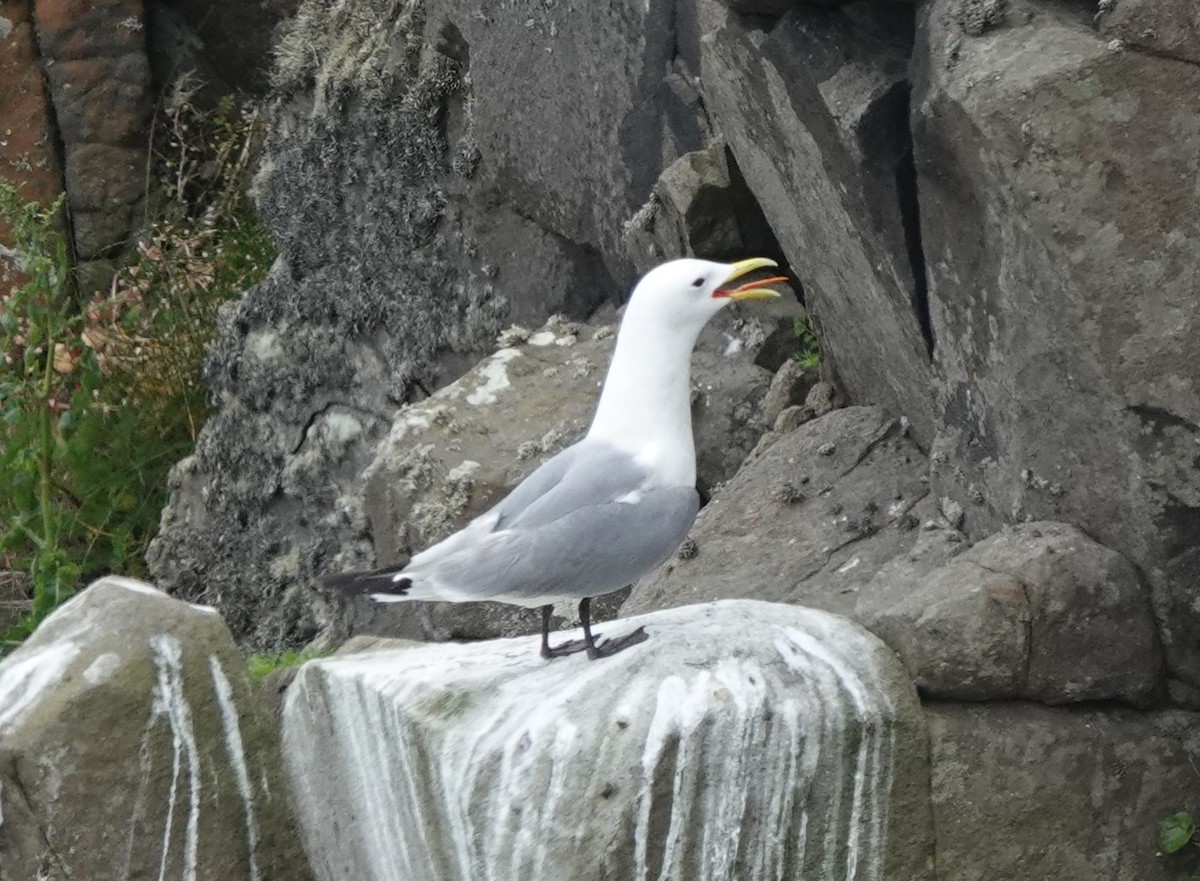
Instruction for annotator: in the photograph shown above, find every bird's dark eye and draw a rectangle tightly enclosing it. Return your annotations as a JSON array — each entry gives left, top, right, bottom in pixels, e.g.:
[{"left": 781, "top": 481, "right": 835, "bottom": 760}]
[{"left": 691, "top": 277, "right": 705, "bottom": 288}]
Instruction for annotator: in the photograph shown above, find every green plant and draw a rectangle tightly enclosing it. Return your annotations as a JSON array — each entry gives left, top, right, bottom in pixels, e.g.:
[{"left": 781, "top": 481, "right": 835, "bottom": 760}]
[
  {"left": 0, "top": 189, "right": 81, "bottom": 644},
  {"left": 1157, "top": 809, "right": 1200, "bottom": 880},
  {"left": 0, "top": 82, "right": 275, "bottom": 653},
  {"left": 246, "top": 648, "right": 332, "bottom": 681},
  {"left": 791, "top": 314, "right": 821, "bottom": 369}
]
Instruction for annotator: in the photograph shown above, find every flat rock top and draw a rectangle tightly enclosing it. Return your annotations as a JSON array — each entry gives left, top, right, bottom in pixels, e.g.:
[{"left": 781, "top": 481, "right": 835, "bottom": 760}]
[
  {"left": 300, "top": 598, "right": 912, "bottom": 705},
  {"left": 284, "top": 599, "right": 932, "bottom": 881}
]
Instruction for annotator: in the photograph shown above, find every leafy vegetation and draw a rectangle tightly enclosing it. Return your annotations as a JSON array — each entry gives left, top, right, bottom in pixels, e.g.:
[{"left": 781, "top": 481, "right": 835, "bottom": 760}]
[
  {"left": 791, "top": 314, "right": 821, "bottom": 369},
  {"left": 1159, "top": 810, "right": 1196, "bottom": 854},
  {"left": 0, "top": 85, "right": 274, "bottom": 652},
  {"left": 246, "top": 648, "right": 332, "bottom": 681}
]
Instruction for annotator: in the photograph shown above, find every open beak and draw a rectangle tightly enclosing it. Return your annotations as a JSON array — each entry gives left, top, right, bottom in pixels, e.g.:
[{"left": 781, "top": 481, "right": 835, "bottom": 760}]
[{"left": 713, "top": 257, "right": 788, "bottom": 301}]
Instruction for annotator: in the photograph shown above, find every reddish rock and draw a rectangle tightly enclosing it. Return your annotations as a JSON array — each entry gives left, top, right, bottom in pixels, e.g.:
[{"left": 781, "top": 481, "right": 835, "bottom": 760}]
[
  {"left": 0, "top": 0, "right": 65, "bottom": 288},
  {"left": 33, "top": 0, "right": 151, "bottom": 258}
]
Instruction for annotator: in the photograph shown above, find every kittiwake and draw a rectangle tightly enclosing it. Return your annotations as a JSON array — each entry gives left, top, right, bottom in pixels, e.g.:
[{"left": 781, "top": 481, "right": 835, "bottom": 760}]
[{"left": 323, "top": 257, "right": 788, "bottom": 658}]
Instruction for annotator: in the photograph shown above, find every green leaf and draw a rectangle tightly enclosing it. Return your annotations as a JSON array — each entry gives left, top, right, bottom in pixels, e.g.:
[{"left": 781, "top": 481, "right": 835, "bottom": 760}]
[{"left": 1158, "top": 811, "right": 1195, "bottom": 854}]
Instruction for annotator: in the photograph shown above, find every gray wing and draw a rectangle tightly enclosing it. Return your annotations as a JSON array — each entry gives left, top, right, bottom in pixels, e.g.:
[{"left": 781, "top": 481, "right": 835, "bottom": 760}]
[
  {"left": 490, "top": 440, "right": 657, "bottom": 531},
  {"left": 430, "top": 484, "right": 700, "bottom": 603}
]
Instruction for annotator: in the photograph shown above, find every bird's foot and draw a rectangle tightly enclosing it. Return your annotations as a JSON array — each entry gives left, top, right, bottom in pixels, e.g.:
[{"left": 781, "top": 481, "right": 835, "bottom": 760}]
[
  {"left": 540, "top": 637, "right": 591, "bottom": 659},
  {"left": 586, "top": 626, "right": 649, "bottom": 660}
]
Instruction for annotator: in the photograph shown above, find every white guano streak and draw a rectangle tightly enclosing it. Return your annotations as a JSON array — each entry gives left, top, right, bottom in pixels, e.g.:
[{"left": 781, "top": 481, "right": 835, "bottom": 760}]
[
  {"left": 209, "top": 656, "right": 261, "bottom": 881},
  {"left": 151, "top": 634, "right": 201, "bottom": 881},
  {"left": 288, "top": 607, "right": 900, "bottom": 881},
  {"left": 0, "top": 642, "right": 79, "bottom": 735}
]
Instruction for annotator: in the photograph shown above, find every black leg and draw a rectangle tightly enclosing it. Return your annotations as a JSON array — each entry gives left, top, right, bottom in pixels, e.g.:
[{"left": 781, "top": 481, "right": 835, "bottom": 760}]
[
  {"left": 539, "top": 604, "right": 589, "bottom": 659},
  {"left": 580, "top": 596, "right": 649, "bottom": 660}
]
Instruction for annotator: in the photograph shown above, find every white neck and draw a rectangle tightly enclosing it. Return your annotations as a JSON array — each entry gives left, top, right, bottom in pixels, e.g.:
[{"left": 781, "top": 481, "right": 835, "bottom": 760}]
[{"left": 587, "top": 307, "right": 707, "bottom": 487}]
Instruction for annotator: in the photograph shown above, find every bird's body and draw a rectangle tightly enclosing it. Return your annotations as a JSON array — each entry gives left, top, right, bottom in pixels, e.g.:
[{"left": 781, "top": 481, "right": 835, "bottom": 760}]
[{"left": 323, "top": 257, "right": 786, "bottom": 657}]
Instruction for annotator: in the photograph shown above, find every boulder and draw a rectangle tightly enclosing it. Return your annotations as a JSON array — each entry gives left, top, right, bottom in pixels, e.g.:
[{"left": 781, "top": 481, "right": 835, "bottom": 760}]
[
  {"left": 621, "top": 142, "right": 784, "bottom": 276},
  {"left": 1097, "top": 0, "right": 1200, "bottom": 66},
  {"left": 699, "top": 0, "right": 937, "bottom": 443},
  {"left": 153, "top": 0, "right": 301, "bottom": 93},
  {"left": 762, "top": 357, "right": 820, "bottom": 427},
  {"left": 912, "top": 0, "right": 1200, "bottom": 694},
  {"left": 0, "top": 576, "right": 311, "bottom": 881},
  {"left": 149, "top": 0, "right": 705, "bottom": 646},
  {"left": 928, "top": 701, "right": 1200, "bottom": 881},
  {"left": 325, "top": 317, "right": 772, "bottom": 645},
  {"left": 33, "top": 0, "right": 151, "bottom": 258},
  {"left": 283, "top": 600, "right": 934, "bottom": 881},
  {"left": 626, "top": 406, "right": 938, "bottom": 618},
  {"left": 622, "top": 141, "right": 807, "bottom": 375},
  {"left": 858, "top": 521, "right": 1164, "bottom": 705}
]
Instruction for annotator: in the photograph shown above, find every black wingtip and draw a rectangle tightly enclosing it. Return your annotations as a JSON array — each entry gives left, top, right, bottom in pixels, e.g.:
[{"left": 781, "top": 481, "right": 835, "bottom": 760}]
[{"left": 318, "top": 558, "right": 412, "bottom": 597}]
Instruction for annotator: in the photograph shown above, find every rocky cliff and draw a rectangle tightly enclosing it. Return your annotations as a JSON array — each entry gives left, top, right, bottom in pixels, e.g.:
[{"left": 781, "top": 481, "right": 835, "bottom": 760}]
[{"left": 4, "top": 0, "right": 1200, "bottom": 878}]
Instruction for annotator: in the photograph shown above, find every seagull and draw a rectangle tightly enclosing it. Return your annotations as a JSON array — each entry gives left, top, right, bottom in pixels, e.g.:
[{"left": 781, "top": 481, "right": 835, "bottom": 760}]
[{"left": 323, "top": 258, "right": 787, "bottom": 659}]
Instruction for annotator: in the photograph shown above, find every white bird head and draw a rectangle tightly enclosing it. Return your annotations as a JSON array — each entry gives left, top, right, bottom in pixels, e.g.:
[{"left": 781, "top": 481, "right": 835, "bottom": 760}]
[{"left": 623, "top": 257, "right": 787, "bottom": 337}]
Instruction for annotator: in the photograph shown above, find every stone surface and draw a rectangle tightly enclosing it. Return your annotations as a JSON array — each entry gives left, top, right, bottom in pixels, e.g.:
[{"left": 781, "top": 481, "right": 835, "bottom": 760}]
[
  {"left": 928, "top": 701, "right": 1200, "bottom": 881},
  {"left": 283, "top": 600, "right": 934, "bottom": 881},
  {"left": 700, "top": 0, "right": 937, "bottom": 443},
  {"left": 155, "top": 0, "right": 301, "bottom": 92},
  {"left": 324, "top": 317, "right": 771, "bottom": 645},
  {"left": 858, "top": 521, "right": 1164, "bottom": 705},
  {"left": 1097, "top": 0, "right": 1200, "bottom": 65},
  {"left": 0, "top": 0, "right": 65, "bottom": 288},
  {"left": 912, "top": 0, "right": 1200, "bottom": 693},
  {"left": 0, "top": 577, "right": 311, "bottom": 881},
  {"left": 621, "top": 142, "right": 784, "bottom": 275},
  {"left": 626, "top": 406, "right": 938, "bottom": 619},
  {"left": 33, "top": 0, "right": 151, "bottom": 258},
  {"left": 149, "top": 0, "right": 707, "bottom": 647},
  {"left": 762, "top": 356, "right": 820, "bottom": 426}
]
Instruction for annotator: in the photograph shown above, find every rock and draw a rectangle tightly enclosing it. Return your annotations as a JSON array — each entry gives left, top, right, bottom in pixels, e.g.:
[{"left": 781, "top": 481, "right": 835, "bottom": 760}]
[
  {"left": 621, "top": 142, "right": 783, "bottom": 275},
  {"left": 1097, "top": 0, "right": 1200, "bottom": 65},
  {"left": 626, "top": 406, "right": 938, "bottom": 618},
  {"left": 928, "top": 701, "right": 1200, "bottom": 881},
  {"left": 153, "top": 0, "right": 301, "bottom": 93},
  {"left": 858, "top": 522, "right": 1164, "bottom": 705},
  {"left": 150, "top": 0, "right": 698, "bottom": 645},
  {"left": 0, "top": 0, "right": 65, "bottom": 287},
  {"left": 283, "top": 600, "right": 934, "bottom": 881},
  {"left": 912, "top": 0, "right": 1200, "bottom": 693},
  {"left": 324, "top": 318, "right": 771, "bottom": 645},
  {"left": 700, "top": 1, "right": 937, "bottom": 443},
  {"left": 33, "top": 0, "right": 151, "bottom": 258},
  {"left": 0, "top": 576, "right": 311, "bottom": 881},
  {"left": 622, "top": 142, "right": 805, "bottom": 375},
  {"left": 762, "top": 356, "right": 820, "bottom": 426}
]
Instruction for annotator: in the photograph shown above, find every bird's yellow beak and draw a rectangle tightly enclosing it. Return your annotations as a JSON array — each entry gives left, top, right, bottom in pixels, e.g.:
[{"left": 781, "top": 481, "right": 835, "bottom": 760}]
[{"left": 714, "top": 257, "right": 788, "bottom": 301}]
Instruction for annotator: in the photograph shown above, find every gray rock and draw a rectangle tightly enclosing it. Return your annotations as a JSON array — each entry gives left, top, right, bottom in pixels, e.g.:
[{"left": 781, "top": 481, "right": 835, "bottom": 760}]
[
  {"left": 325, "top": 317, "right": 771, "bottom": 645},
  {"left": 148, "top": 0, "right": 707, "bottom": 649},
  {"left": 0, "top": 577, "right": 311, "bottom": 881},
  {"left": 626, "top": 406, "right": 938, "bottom": 618},
  {"left": 928, "top": 701, "right": 1200, "bottom": 881},
  {"left": 700, "top": 0, "right": 937, "bottom": 443},
  {"left": 622, "top": 142, "right": 783, "bottom": 275},
  {"left": 33, "top": 0, "right": 151, "bottom": 258},
  {"left": 623, "top": 141, "right": 806, "bottom": 374},
  {"left": 1097, "top": 0, "right": 1200, "bottom": 65},
  {"left": 858, "top": 522, "right": 1164, "bottom": 705},
  {"left": 912, "top": 0, "right": 1200, "bottom": 694},
  {"left": 154, "top": 0, "right": 300, "bottom": 93},
  {"left": 283, "top": 600, "right": 934, "bottom": 881},
  {"left": 762, "top": 357, "right": 820, "bottom": 426}
]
